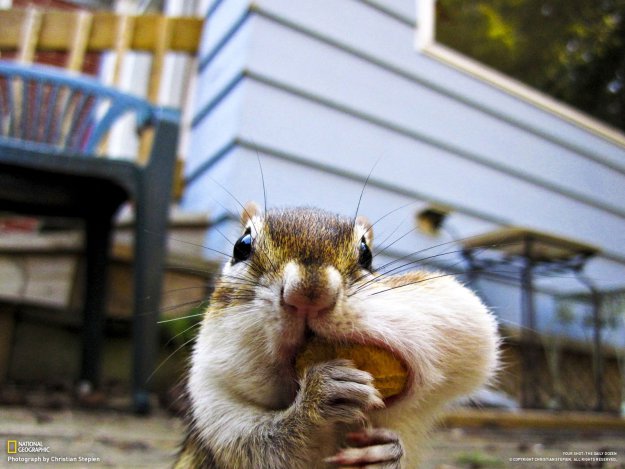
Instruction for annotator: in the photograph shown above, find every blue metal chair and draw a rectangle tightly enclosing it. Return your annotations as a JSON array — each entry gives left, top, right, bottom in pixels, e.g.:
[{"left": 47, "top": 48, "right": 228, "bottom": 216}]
[{"left": 0, "top": 61, "right": 180, "bottom": 413}]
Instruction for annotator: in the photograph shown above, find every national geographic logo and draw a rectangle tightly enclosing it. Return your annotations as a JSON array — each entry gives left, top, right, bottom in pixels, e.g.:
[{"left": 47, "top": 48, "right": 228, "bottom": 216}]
[
  {"left": 6, "top": 440, "right": 50, "bottom": 454},
  {"left": 5, "top": 439, "right": 101, "bottom": 465}
]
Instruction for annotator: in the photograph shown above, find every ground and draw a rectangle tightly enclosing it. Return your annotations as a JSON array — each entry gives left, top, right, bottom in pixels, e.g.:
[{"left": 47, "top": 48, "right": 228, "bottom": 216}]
[
  {"left": 425, "top": 426, "right": 625, "bottom": 469},
  {"left": 1, "top": 406, "right": 624, "bottom": 468},
  {"left": 1, "top": 406, "right": 182, "bottom": 468}
]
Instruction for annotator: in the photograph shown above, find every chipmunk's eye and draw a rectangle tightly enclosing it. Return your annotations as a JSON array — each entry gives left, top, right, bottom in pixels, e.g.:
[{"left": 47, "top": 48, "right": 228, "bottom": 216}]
[
  {"left": 233, "top": 229, "right": 253, "bottom": 263},
  {"left": 358, "top": 236, "right": 372, "bottom": 271}
]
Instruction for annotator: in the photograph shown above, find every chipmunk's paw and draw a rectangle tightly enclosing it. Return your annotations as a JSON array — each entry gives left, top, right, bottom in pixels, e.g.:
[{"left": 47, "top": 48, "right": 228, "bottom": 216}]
[
  {"left": 299, "top": 359, "right": 384, "bottom": 425},
  {"left": 324, "top": 428, "right": 403, "bottom": 468}
]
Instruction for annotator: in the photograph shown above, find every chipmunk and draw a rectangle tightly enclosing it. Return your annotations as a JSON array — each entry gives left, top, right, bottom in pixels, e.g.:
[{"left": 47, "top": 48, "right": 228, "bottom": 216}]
[{"left": 176, "top": 203, "right": 499, "bottom": 468}]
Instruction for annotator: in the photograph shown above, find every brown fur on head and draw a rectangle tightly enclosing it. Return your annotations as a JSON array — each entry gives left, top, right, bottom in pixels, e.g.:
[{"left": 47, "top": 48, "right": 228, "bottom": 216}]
[
  {"left": 264, "top": 208, "right": 366, "bottom": 273},
  {"left": 233, "top": 203, "right": 373, "bottom": 281},
  {"left": 210, "top": 204, "right": 373, "bottom": 313}
]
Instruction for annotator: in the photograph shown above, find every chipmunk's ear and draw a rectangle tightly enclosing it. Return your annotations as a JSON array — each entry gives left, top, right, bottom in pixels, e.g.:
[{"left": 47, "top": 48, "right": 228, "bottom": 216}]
[
  {"left": 240, "top": 201, "right": 262, "bottom": 226},
  {"left": 355, "top": 215, "right": 373, "bottom": 247}
]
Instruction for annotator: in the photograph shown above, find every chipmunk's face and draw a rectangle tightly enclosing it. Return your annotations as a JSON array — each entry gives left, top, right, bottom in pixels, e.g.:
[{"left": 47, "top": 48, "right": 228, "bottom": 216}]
[
  {"left": 193, "top": 202, "right": 498, "bottom": 411},
  {"left": 211, "top": 203, "right": 376, "bottom": 361},
  {"left": 217, "top": 203, "right": 372, "bottom": 308}
]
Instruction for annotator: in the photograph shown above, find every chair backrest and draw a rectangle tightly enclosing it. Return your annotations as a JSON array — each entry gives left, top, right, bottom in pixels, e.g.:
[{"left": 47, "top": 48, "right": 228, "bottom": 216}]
[{"left": 0, "top": 60, "right": 155, "bottom": 157}]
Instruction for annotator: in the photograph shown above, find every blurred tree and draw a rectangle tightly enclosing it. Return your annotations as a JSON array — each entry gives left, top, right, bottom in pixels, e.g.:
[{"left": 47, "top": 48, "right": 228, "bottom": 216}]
[{"left": 437, "top": 0, "right": 625, "bottom": 132}]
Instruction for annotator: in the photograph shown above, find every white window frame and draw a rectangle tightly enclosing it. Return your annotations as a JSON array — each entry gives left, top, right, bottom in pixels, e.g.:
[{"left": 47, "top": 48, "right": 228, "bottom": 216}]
[{"left": 415, "top": 0, "right": 625, "bottom": 148}]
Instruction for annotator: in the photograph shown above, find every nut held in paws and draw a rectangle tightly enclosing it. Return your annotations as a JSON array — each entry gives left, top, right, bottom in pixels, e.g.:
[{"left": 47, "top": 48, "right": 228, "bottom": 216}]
[{"left": 295, "top": 337, "right": 408, "bottom": 399}]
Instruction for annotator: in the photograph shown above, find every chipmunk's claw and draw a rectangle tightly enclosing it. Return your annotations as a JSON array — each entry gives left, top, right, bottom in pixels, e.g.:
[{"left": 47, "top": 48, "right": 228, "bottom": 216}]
[{"left": 324, "top": 428, "right": 403, "bottom": 468}]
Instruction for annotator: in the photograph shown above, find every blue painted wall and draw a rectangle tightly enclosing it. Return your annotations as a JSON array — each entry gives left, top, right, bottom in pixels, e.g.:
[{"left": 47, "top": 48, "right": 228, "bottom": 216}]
[{"left": 182, "top": 0, "right": 625, "bottom": 346}]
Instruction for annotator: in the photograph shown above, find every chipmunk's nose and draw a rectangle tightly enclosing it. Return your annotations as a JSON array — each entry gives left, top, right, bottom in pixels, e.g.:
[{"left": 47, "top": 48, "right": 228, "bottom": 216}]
[
  {"left": 281, "top": 262, "right": 340, "bottom": 318},
  {"left": 282, "top": 290, "right": 336, "bottom": 317}
]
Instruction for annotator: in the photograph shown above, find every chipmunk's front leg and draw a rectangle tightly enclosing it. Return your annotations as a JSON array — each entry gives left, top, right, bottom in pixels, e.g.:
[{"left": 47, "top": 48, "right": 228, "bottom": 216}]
[
  {"left": 324, "top": 428, "right": 404, "bottom": 468},
  {"left": 188, "top": 359, "right": 385, "bottom": 469}
]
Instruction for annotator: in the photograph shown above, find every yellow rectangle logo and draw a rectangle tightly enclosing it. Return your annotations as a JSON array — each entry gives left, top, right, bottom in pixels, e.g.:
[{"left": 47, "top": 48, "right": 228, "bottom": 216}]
[{"left": 7, "top": 440, "right": 17, "bottom": 454}]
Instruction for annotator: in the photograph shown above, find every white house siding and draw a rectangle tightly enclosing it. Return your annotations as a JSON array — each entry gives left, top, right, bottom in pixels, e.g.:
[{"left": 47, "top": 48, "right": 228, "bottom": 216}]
[{"left": 182, "top": 0, "right": 625, "bottom": 344}]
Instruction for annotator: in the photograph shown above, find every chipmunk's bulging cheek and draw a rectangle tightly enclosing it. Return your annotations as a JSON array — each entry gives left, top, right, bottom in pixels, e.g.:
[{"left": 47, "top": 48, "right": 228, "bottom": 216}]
[{"left": 308, "top": 297, "right": 362, "bottom": 337}]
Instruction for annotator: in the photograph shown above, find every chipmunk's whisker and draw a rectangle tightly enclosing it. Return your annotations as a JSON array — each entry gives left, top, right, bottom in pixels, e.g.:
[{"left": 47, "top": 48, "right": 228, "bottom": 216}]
[
  {"left": 349, "top": 220, "right": 413, "bottom": 287},
  {"left": 368, "top": 239, "right": 525, "bottom": 285},
  {"left": 161, "top": 285, "right": 210, "bottom": 295},
  {"left": 367, "top": 272, "right": 460, "bottom": 296},
  {"left": 208, "top": 175, "right": 280, "bottom": 277},
  {"left": 162, "top": 265, "right": 267, "bottom": 292},
  {"left": 158, "top": 312, "right": 206, "bottom": 324},
  {"left": 371, "top": 217, "right": 412, "bottom": 262},
  {"left": 352, "top": 158, "right": 379, "bottom": 227},
  {"left": 212, "top": 224, "right": 236, "bottom": 247},
  {"left": 147, "top": 334, "right": 197, "bottom": 383},
  {"left": 496, "top": 317, "right": 543, "bottom": 336},
  {"left": 372, "top": 225, "right": 419, "bottom": 261},
  {"left": 351, "top": 248, "right": 471, "bottom": 296},
  {"left": 159, "top": 299, "right": 210, "bottom": 315},
  {"left": 164, "top": 322, "right": 203, "bottom": 348},
  {"left": 364, "top": 261, "right": 609, "bottom": 298},
  {"left": 377, "top": 247, "right": 462, "bottom": 278},
  {"left": 157, "top": 231, "right": 231, "bottom": 258},
  {"left": 254, "top": 145, "right": 269, "bottom": 215},
  {"left": 360, "top": 200, "right": 418, "bottom": 242},
  {"left": 226, "top": 295, "right": 260, "bottom": 304},
  {"left": 220, "top": 272, "right": 267, "bottom": 288}
]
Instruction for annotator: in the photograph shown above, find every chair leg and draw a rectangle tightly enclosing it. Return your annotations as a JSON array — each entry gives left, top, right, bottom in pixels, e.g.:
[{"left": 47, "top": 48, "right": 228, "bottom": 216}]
[
  {"left": 132, "top": 192, "right": 170, "bottom": 414},
  {"left": 80, "top": 213, "right": 114, "bottom": 389}
]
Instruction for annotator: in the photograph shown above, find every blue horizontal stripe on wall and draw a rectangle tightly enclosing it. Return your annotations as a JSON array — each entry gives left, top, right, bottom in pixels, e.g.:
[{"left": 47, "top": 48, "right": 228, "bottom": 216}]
[
  {"left": 198, "top": 10, "right": 251, "bottom": 73},
  {"left": 191, "top": 72, "right": 245, "bottom": 129},
  {"left": 359, "top": 0, "right": 416, "bottom": 26},
  {"left": 206, "top": 0, "right": 226, "bottom": 19},
  {"left": 185, "top": 139, "right": 238, "bottom": 187}
]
